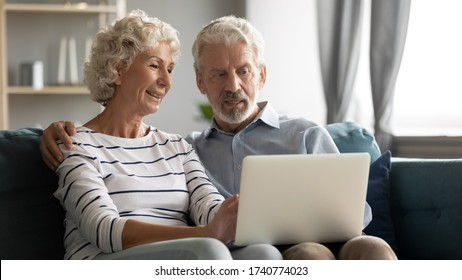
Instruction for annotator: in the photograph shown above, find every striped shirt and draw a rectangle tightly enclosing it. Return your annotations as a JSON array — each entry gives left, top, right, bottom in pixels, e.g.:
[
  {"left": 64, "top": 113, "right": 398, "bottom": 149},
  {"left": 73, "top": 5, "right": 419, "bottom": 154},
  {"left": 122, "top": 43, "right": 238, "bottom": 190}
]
[{"left": 54, "top": 126, "right": 224, "bottom": 260}]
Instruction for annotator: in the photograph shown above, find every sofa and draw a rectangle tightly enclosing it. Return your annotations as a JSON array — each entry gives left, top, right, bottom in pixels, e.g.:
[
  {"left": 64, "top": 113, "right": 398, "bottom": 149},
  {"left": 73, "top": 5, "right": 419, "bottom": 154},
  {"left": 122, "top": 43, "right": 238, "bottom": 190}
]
[{"left": 1, "top": 123, "right": 461, "bottom": 260}]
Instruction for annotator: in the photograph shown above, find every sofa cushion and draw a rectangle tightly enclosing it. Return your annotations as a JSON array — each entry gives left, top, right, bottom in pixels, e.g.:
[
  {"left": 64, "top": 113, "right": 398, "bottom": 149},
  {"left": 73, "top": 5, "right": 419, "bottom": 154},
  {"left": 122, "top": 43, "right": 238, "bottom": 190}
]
[
  {"left": 363, "top": 151, "right": 398, "bottom": 253},
  {"left": 325, "top": 122, "right": 381, "bottom": 162},
  {"left": 390, "top": 159, "right": 462, "bottom": 260},
  {"left": 0, "top": 128, "right": 64, "bottom": 259}
]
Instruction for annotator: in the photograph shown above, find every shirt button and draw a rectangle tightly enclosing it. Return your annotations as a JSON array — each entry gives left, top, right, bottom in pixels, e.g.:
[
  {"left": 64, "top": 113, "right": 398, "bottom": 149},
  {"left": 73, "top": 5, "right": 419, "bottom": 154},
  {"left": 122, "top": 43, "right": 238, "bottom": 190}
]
[{"left": 237, "top": 165, "right": 241, "bottom": 170}]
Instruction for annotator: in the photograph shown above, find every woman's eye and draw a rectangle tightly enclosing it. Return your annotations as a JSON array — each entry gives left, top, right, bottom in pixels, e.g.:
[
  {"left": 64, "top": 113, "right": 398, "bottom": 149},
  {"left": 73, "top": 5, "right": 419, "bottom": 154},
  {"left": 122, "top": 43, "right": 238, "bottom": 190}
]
[{"left": 150, "top": 64, "right": 159, "bottom": 69}]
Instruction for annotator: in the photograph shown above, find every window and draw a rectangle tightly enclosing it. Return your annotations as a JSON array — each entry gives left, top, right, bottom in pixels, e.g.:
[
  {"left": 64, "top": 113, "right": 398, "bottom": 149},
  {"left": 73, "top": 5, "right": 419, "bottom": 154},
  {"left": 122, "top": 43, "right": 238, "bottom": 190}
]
[
  {"left": 392, "top": 0, "right": 462, "bottom": 136},
  {"left": 354, "top": 0, "right": 462, "bottom": 136}
]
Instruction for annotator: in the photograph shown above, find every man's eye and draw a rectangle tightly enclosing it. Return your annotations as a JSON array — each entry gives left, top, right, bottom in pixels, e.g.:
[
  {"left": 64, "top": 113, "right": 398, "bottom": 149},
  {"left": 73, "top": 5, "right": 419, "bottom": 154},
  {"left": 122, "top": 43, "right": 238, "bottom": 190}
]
[
  {"left": 213, "top": 72, "right": 226, "bottom": 78},
  {"left": 239, "top": 69, "right": 250, "bottom": 75}
]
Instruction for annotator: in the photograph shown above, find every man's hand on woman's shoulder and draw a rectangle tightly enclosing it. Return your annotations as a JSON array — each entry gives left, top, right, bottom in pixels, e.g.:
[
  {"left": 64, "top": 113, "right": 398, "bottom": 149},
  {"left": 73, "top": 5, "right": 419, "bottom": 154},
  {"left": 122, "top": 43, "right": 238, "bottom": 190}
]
[{"left": 40, "top": 121, "right": 77, "bottom": 170}]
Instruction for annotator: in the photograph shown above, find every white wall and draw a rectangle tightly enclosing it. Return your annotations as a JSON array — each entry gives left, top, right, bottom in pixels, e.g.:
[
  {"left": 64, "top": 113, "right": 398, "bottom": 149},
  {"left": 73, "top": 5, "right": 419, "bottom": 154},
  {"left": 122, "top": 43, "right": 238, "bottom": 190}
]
[{"left": 246, "top": 0, "right": 326, "bottom": 124}]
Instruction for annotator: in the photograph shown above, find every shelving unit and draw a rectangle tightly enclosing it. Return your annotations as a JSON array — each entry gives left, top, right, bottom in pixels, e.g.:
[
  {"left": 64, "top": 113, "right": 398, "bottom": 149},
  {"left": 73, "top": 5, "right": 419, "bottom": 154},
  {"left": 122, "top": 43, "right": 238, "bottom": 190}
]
[
  {"left": 0, "top": 0, "right": 126, "bottom": 129},
  {"left": 8, "top": 86, "right": 89, "bottom": 95}
]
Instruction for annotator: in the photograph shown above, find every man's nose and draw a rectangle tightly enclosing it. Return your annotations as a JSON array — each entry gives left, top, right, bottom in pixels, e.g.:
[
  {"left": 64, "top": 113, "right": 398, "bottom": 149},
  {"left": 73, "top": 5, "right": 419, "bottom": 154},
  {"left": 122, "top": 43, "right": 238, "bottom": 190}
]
[{"left": 225, "top": 72, "right": 240, "bottom": 93}]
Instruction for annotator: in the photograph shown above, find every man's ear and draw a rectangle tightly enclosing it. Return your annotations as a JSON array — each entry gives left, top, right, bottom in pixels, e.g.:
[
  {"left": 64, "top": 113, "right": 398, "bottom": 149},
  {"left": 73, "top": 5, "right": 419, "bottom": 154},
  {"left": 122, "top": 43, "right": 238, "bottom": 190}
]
[
  {"left": 258, "top": 65, "right": 267, "bottom": 90},
  {"left": 195, "top": 71, "right": 206, "bottom": 94}
]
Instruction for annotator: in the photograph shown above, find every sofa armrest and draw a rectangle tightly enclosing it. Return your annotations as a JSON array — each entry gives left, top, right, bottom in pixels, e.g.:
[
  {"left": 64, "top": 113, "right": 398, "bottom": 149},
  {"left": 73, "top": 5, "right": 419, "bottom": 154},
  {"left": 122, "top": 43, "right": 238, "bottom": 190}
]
[{"left": 389, "top": 158, "right": 462, "bottom": 259}]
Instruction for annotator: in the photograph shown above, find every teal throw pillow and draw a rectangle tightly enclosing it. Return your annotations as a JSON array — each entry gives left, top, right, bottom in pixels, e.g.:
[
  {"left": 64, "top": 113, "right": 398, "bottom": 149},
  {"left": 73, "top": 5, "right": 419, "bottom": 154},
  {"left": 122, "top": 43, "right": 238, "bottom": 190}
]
[{"left": 325, "top": 122, "right": 381, "bottom": 163}]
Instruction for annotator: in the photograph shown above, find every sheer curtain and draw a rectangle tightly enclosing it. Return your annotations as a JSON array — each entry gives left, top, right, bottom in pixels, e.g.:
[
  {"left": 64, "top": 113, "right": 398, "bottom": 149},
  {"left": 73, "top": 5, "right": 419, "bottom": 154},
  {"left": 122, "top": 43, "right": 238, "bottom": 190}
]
[
  {"left": 317, "top": 0, "right": 411, "bottom": 151},
  {"left": 370, "top": 0, "right": 411, "bottom": 151},
  {"left": 317, "top": 0, "right": 363, "bottom": 124}
]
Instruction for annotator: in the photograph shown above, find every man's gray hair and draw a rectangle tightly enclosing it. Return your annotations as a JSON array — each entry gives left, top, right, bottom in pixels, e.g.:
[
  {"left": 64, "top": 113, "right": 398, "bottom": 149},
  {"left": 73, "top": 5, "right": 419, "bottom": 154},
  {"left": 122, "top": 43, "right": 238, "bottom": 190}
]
[{"left": 192, "top": 15, "right": 265, "bottom": 74}]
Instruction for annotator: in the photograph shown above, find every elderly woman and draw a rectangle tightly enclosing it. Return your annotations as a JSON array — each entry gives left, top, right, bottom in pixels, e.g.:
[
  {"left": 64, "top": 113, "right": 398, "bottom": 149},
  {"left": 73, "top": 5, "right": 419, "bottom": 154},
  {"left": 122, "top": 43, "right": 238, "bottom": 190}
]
[{"left": 54, "top": 10, "right": 281, "bottom": 260}]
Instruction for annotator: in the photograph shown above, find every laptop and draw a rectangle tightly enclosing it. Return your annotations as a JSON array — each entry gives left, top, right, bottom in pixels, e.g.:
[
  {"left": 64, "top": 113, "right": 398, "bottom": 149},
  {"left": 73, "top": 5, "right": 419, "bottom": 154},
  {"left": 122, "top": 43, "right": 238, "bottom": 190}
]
[{"left": 234, "top": 152, "right": 370, "bottom": 246}]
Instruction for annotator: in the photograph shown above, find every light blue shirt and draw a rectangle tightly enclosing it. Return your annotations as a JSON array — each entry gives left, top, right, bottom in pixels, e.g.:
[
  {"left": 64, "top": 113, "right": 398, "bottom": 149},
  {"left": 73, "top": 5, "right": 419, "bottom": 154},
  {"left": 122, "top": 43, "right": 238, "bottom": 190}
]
[{"left": 186, "top": 101, "right": 372, "bottom": 228}]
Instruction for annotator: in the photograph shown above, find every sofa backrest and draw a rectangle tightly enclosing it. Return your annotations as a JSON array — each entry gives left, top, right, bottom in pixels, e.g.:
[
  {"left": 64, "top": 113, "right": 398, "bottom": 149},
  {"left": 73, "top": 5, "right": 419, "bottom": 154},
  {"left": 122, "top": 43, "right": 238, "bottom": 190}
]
[
  {"left": 326, "top": 122, "right": 462, "bottom": 259},
  {"left": 390, "top": 159, "right": 462, "bottom": 260},
  {"left": 0, "top": 128, "right": 64, "bottom": 259}
]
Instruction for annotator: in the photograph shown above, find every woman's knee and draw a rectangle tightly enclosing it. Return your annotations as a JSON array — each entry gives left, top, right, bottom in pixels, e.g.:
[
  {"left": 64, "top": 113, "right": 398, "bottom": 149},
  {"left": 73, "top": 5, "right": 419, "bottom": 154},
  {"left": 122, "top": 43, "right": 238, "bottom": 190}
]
[
  {"left": 95, "top": 237, "right": 232, "bottom": 260},
  {"left": 232, "top": 244, "right": 283, "bottom": 260},
  {"left": 189, "top": 238, "right": 234, "bottom": 259}
]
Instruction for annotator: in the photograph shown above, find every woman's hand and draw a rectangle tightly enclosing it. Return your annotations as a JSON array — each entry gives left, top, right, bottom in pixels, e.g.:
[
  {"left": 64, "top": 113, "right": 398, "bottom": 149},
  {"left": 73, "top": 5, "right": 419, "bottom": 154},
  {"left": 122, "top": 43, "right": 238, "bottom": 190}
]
[
  {"left": 121, "top": 196, "right": 239, "bottom": 250},
  {"left": 204, "top": 194, "right": 239, "bottom": 244}
]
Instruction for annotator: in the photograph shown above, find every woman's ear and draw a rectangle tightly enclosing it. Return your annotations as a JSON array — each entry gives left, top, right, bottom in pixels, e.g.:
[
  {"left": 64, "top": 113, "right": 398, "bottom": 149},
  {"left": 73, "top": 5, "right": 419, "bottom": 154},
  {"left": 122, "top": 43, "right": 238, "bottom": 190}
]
[
  {"left": 114, "top": 63, "right": 126, "bottom": 86},
  {"left": 115, "top": 70, "right": 123, "bottom": 86}
]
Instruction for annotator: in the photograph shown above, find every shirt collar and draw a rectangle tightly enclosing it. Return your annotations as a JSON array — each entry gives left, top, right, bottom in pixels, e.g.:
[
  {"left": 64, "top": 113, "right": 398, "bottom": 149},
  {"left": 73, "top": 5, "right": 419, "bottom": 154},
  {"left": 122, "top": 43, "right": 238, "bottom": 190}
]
[
  {"left": 204, "top": 101, "right": 280, "bottom": 138},
  {"left": 257, "top": 101, "right": 280, "bottom": 129}
]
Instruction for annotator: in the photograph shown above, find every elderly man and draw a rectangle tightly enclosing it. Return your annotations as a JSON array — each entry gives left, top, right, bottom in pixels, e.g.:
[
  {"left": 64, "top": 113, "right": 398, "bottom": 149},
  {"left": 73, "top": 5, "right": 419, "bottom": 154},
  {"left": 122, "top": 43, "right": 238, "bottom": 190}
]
[{"left": 40, "top": 15, "right": 396, "bottom": 260}]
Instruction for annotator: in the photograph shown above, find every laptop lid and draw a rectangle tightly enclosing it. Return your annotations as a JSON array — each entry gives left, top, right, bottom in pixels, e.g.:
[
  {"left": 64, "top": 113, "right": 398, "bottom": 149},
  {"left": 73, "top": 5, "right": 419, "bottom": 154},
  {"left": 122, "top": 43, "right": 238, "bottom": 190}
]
[{"left": 234, "top": 152, "right": 370, "bottom": 246}]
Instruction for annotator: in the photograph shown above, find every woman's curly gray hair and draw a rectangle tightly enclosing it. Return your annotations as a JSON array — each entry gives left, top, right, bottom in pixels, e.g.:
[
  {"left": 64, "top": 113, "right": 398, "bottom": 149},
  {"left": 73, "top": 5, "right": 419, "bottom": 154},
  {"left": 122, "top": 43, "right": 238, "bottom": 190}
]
[{"left": 84, "top": 10, "right": 180, "bottom": 105}]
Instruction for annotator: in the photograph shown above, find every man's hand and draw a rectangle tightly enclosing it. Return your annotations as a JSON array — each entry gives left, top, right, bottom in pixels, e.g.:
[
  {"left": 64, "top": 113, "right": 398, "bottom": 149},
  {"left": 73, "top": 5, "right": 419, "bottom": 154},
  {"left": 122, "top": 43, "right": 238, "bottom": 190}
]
[{"left": 39, "top": 121, "right": 77, "bottom": 170}]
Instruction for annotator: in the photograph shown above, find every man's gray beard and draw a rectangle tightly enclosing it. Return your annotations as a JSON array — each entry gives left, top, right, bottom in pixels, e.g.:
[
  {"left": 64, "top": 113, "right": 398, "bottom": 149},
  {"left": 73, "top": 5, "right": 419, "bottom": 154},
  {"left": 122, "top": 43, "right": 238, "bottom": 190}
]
[
  {"left": 218, "top": 107, "right": 248, "bottom": 124},
  {"left": 212, "top": 91, "right": 256, "bottom": 124},
  {"left": 215, "top": 99, "right": 257, "bottom": 124}
]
